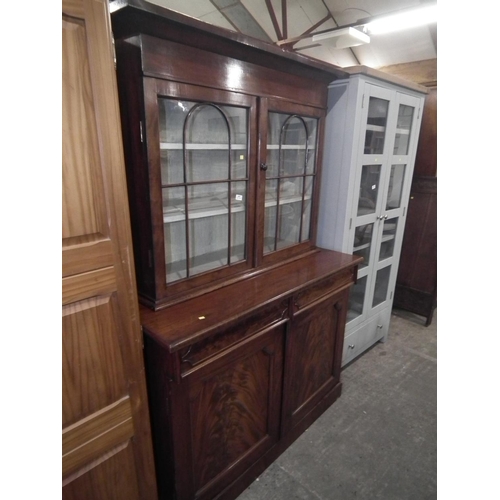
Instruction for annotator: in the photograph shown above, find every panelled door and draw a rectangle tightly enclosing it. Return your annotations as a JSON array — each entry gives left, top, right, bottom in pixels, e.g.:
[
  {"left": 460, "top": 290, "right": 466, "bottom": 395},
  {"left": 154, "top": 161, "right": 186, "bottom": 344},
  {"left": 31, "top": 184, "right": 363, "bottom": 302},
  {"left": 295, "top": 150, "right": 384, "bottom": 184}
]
[{"left": 62, "top": 0, "right": 157, "bottom": 497}]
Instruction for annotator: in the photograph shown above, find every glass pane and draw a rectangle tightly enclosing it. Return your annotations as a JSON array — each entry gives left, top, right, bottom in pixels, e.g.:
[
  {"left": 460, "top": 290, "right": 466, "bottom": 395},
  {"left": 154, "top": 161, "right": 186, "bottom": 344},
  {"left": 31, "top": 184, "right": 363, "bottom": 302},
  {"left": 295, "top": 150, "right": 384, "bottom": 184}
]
[
  {"left": 353, "top": 223, "right": 374, "bottom": 268},
  {"left": 185, "top": 105, "right": 230, "bottom": 183},
  {"left": 305, "top": 117, "right": 318, "bottom": 174},
  {"left": 379, "top": 217, "right": 398, "bottom": 261},
  {"left": 163, "top": 186, "right": 187, "bottom": 283},
  {"left": 232, "top": 148, "right": 247, "bottom": 180},
  {"left": 188, "top": 183, "right": 229, "bottom": 276},
  {"left": 186, "top": 149, "right": 230, "bottom": 183},
  {"left": 159, "top": 98, "right": 192, "bottom": 145},
  {"left": 267, "top": 113, "right": 317, "bottom": 177},
  {"left": 348, "top": 275, "right": 367, "bottom": 322},
  {"left": 230, "top": 181, "right": 247, "bottom": 263},
  {"left": 364, "top": 97, "right": 389, "bottom": 154},
  {"left": 277, "top": 199, "right": 301, "bottom": 250},
  {"left": 386, "top": 164, "right": 406, "bottom": 210},
  {"left": 266, "top": 147, "right": 280, "bottom": 178},
  {"left": 372, "top": 265, "right": 391, "bottom": 307},
  {"left": 300, "top": 176, "right": 314, "bottom": 241},
  {"left": 393, "top": 104, "right": 414, "bottom": 155},
  {"left": 358, "top": 164, "right": 381, "bottom": 216},
  {"left": 159, "top": 99, "right": 248, "bottom": 184},
  {"left": 264, "top": 179, "right": 278, "bottom": 254},
  {"left": 160, "top": 149, "right": 184, "bottom": 185}
]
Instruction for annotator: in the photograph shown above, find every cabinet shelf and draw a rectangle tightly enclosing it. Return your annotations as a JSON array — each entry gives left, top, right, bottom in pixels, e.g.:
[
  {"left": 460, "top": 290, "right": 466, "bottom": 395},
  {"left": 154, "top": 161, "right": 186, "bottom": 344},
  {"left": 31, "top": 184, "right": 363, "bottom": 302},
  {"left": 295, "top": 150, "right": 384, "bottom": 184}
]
[
  {"left": 160, "top": 142, "right": 247, "bottom": 150},
  {"left": 365, "top": 124, "right": 386, "bottom": 133},
  {"left": 381, "top": 234, "right": 395, "bottom": 243},
  {"left": 353, "top": 242, "right": 370, "bottom": 252},
  {"left": 163, "top": 195, "right": 245, "bottom": 223},
  {"left": 164, "top": 193, "right": 311, "bottom": 224},
  {"left": 267, "top": 144, "right": 315, "bottom": 150},
  {"left": 264, "top": 193, "right": 311, "bottom": 208},
  {"left": 366, "top": 125, "right": 409, "bottom": 135}
]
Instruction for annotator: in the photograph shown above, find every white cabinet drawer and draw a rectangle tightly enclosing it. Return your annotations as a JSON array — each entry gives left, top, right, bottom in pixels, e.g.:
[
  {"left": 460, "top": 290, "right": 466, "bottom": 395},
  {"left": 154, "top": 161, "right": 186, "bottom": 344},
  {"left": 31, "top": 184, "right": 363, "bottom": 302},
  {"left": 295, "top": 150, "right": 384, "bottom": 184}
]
[{"left": 342, "top": 307, "right": 391, "bottom": 366}]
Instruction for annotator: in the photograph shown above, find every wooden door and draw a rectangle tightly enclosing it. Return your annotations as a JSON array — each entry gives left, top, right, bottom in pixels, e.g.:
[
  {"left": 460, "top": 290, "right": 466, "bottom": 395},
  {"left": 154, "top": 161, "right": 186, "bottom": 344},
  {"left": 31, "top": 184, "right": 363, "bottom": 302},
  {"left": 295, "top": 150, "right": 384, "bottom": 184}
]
[
  {"left": 162, "top": 324, "right": 285, "bottom": 500},
  {"left": 282, "top": 290, "right": 347, "bottom": 435},
  {"left": 62, "top": 0, "right": 157, "bottom": 498}
]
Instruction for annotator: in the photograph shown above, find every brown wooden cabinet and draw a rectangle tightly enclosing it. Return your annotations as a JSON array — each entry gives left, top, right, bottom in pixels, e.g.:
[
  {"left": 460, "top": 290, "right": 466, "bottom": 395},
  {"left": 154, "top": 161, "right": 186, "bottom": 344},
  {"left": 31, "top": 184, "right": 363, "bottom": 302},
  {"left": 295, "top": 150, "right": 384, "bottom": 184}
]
[
  {"left": 141, "top": 251, "right": 358, "bottom": 500},
  {"left": 110, "top": 2, "right": 361, "bottom": 499}
]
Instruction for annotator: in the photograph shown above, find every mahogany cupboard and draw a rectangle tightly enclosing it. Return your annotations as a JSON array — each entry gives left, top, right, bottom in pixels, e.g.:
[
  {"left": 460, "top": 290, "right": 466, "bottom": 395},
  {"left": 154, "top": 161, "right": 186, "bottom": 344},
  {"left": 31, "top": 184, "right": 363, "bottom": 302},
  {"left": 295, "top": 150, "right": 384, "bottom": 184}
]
[{"left": 110, "top": 1, "right": 361, "bottom": 499}]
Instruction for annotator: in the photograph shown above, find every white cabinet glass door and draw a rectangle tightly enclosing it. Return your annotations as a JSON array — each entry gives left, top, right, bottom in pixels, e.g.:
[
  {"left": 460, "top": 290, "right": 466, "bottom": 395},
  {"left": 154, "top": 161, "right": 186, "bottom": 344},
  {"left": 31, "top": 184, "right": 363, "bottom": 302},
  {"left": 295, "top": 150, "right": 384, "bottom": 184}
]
[{"left": 347, "top": 86, "right": 420, "bottom": 324}]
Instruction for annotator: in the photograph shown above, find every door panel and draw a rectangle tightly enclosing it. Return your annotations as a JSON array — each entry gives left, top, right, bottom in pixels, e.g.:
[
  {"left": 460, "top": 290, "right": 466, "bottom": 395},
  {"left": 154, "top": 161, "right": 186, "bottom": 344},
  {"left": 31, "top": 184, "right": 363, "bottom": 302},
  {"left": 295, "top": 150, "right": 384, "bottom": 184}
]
[
  {"left": 62, "top": 0, "right": 157, "bottom": 498},
  {"left": 282, "top": 291, "right": 346, "bottom": 434},
  {"left": 174, "top": 325, "right": 285, "bottom": 500}
]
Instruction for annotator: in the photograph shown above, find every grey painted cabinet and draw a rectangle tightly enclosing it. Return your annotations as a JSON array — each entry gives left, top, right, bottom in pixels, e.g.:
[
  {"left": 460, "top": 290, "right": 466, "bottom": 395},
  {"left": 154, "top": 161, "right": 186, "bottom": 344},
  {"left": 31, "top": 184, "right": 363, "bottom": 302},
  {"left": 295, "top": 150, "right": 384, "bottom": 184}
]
[{"left": 317, "top": 66, "right": 427, "bottom": 366}]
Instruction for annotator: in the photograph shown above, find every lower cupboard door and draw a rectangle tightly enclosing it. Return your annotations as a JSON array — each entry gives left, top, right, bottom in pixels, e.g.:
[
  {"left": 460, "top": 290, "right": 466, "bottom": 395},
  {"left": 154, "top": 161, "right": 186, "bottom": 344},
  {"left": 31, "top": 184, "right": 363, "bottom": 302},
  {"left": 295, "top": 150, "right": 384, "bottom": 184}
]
[
  {"left": 282, "top": 290, "right": 348, "bottom": 435},
  {"left": 173, "top": 323, "right": 285, "bottom": 500}
]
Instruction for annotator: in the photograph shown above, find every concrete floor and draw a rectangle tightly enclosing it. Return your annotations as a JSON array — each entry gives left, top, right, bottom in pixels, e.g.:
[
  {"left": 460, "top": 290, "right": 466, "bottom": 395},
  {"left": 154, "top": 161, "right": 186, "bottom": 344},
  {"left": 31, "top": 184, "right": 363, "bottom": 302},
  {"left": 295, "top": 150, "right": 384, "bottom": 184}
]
[{"left": 237, "top": 308, "right": 437, "bottom": 500}]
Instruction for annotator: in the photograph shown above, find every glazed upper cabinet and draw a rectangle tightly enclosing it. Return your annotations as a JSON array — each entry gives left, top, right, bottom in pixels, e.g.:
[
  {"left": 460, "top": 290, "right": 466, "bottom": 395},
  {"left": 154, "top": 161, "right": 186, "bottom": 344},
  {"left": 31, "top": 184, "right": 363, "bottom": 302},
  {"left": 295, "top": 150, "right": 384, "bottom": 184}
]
[
  {"left": 317, "top": 66, "right": 427, "bottom": 366},
  {"left": 112, "top": 13, "right": 331, "bottom": 309}
]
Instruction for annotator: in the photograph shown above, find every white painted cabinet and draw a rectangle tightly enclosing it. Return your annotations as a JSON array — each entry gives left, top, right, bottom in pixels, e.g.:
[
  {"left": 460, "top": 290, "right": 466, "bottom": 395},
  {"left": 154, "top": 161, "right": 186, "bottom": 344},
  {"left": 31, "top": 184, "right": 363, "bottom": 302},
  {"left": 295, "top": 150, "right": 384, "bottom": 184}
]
[{"left": 317, "top": 66, "right": 427, "bottom": 366}]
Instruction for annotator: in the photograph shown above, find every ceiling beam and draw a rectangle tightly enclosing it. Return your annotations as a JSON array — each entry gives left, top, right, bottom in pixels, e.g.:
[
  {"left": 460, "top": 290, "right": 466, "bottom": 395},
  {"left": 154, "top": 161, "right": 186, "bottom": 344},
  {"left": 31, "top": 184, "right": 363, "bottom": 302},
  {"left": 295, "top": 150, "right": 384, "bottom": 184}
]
[
  {"left": 276, "top": 0, "right": 360, "bottom": 65},
  {"left": 280, "top": 14, "right": 331, "bottom": 49},
  {"left": 210, "top": 0, "right": 272, "bottom": 42},
  {"left": 265, "top": 0, "right": 282, "bottom": 40},
  {"left": 282, "top": 0, "right": 288, "bottom": 40}
]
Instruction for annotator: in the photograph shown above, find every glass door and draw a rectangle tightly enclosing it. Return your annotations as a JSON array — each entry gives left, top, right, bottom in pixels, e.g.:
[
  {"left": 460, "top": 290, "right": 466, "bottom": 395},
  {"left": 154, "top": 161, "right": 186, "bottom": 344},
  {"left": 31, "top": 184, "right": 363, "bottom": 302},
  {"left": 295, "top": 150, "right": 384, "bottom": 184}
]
[
  {"left": 259, "top": 98, "right": 323, "bottom": 265},
  {"left": 347, "top": 87, "right": 421, "bottom": 324},
  {"left": 347, "top": 84, "right": 393, "bottom": 325},
  {"left": 368, "top": 92, "right": 421, "bottom": 315},
  {"left": 145, "top": 79, "right": 257, "bottom": 297}
]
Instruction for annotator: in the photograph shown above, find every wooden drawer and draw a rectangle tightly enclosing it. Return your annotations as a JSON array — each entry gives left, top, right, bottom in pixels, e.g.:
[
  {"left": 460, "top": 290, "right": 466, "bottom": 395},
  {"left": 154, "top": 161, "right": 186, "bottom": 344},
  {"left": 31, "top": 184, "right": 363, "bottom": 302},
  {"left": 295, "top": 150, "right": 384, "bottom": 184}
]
[
  {"left": 293, "top": 268, "right": 354, "bottom": 312},
  {"left": 179, "top": 298, "right": 289, "bottom": 373}
]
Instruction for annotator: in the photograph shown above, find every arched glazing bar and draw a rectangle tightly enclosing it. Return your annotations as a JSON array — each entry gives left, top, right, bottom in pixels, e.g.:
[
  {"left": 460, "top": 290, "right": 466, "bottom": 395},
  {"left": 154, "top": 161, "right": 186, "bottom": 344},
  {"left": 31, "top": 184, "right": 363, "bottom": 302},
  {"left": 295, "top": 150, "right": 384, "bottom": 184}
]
[
  {"left": 274, "top": 114, "right": 310, "bottom": 251},
  {"left": 182, "top": 102, "right": 233, "bottom": 278}
]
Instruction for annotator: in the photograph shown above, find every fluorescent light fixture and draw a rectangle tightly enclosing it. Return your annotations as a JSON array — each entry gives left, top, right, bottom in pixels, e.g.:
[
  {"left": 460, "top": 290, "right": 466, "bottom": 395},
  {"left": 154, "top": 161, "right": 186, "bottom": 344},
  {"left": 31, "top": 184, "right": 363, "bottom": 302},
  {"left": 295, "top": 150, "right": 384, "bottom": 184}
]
[
  {"left": 364, "top": 5, "right": 437, "bottom": 35},
  {"left": 312, "top": 27, "right": 370, "bottom": 49}
]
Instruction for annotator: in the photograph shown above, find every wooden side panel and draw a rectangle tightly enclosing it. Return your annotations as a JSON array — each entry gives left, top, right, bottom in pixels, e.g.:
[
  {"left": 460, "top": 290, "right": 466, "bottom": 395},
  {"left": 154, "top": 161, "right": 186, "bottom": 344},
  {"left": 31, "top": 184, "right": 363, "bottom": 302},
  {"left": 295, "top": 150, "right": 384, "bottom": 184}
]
[
  {"left": 394, "top": 176, "right": 437, "bottom": 323},
  {"left": 413, "top": 87, "right": 437, "bottom": 177},
  {"left": 62, "top": 0, "right": 157, "bottom": 498}
]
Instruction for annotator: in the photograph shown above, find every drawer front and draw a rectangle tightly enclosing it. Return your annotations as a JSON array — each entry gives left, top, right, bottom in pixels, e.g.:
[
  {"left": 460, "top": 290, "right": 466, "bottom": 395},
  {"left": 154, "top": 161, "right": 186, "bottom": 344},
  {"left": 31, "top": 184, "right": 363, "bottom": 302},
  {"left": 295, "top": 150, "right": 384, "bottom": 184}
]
[
  {"left": 179, "top": 298, "right": 289, "bottom": 373},
  {"left": 342, "top": 308, "right": 391, "bottom": 366},
  {"left": 293, "top": 268, "right": 354, "bottom": 312}
]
